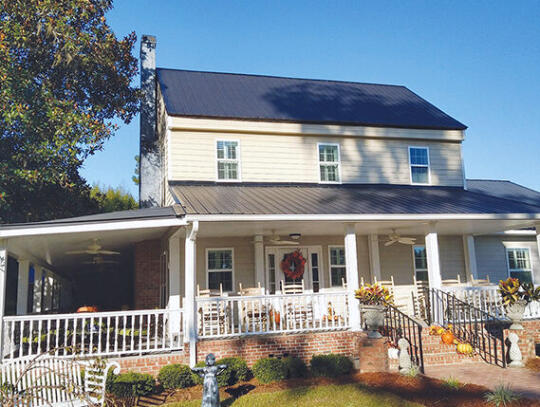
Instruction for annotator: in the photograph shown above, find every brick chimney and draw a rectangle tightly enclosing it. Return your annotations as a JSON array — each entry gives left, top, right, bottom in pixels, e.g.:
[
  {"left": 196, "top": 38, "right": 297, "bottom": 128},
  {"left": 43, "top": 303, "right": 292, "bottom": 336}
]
[{"left": 139, "top": 35, "right": 162, "bottom": 207}]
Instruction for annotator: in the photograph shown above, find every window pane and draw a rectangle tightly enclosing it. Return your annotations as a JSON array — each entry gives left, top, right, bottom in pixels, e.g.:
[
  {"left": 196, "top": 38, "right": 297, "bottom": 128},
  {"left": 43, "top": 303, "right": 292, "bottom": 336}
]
[
  {"left": 416, "top": 270, "right": 429, "bottom": 282},
  {"left": 320, "top": 164, "right": 339, "bottom": 182},
  {"left": 411, "top": 166, "right": 429, "bottom": 184},
  {"left": 330, "top": 248, "right": 346, "bottom": 266},
  {"left": 414, "top": 246, "right": 427, "bottom": 270},
  {"left": 508, "top": 249, "right": 531, "bottom": 270},
  {"left": 311, "top": 253, "right": 319, "bottom": 282},
  {"left": 225, "top": 141, "right": 237, "bottom": 159},
  {"left": 209, "top": 271, "right": 233, "bottom": 291},
  {"left": 319, "top": 145, "right": 338, "bottom": 162},
  {"left": 331, "top": 267, "right": 346, "bottom": 287},
  {"left": 510, "top": 271, "right": 532, "bottom": 284},
  {"left": 208, "top": 250, "right": 232, "bottom": 270},
  {"left": 217, "top": 162, "right": 238, "bottom": 180},
  {"left": 410, "top": 148, "right": 428, "bottom": 165},
  {"left": 217, "top": 141, "right": 225, "bottom": 159}
]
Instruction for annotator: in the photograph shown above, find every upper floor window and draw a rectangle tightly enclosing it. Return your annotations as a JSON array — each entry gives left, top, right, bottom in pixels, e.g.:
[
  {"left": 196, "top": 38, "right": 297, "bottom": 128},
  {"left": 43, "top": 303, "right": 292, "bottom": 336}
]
[
  {"left": 329, "top": 246, "right": 346, "bottom": 287},
  {"left": 318, "top": 143, "right": 341, "bottom": 183},
  {"left": 413, "top": 245, "right": 428, "bottom": 282},
  {"left": 409, "top": 147, "right": 430, "bottom": 184},
  {"left": 216, "top": 140, "right": 240, "bottom": 181},
  {"left": 506, "top": 248, "right": 532, "bottom": 283}
]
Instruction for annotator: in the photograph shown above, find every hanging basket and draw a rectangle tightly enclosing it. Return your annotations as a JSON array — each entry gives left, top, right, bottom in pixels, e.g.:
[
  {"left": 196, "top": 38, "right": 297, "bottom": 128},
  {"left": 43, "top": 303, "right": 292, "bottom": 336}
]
[{"left": 280, "top": 250, "right": 306, "bottom": 280}]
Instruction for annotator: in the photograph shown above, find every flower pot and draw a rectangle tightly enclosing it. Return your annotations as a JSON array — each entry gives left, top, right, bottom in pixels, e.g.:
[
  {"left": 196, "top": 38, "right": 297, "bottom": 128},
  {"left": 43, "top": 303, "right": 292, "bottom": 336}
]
[
  {"left": 360, "top": 304, "right": 386, "bottom": 339},
  {"left": 506, "top": 299, "right": 527, "bottom": 330}
]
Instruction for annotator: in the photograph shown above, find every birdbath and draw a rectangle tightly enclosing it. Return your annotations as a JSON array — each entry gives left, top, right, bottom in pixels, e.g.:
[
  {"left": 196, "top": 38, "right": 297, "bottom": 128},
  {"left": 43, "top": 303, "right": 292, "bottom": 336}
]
[{"left": 191, "top": 354, "right": 227, "bottom": 407}]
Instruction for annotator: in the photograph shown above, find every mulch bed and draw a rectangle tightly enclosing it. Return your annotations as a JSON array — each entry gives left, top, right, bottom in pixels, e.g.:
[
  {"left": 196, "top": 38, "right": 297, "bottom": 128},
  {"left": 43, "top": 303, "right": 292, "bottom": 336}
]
[{"left": 154, "top": 372, "right": 540, "bottom": 407}]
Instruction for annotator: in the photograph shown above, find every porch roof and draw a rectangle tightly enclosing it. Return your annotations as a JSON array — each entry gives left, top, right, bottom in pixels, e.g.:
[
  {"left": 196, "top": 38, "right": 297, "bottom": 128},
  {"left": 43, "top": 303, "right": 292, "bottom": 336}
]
[{"left": 169, "top": 182, "right": 540, "bottom": 216}]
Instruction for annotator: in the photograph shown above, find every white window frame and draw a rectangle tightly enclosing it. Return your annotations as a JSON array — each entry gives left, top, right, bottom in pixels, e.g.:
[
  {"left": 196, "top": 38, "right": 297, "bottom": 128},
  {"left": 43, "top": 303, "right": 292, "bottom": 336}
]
[
  {"left": 216, "top": 139, "right": 241, "bottom": 182},
  {"left": 408, "top": 146, "right": 431, "bottom": 185},
  {"left": 318, "top": 142, "right": 342, "bottom": 184},
  {"left": 505, "top": 247, "right": 533, "bottom": 281},
  {"left": 328, "top": 245, "right": 346, "bottom": 287},
  {"left": 206, "top": 248, "right": 235, "bottom": 292},
  {"left": 412, "top": 245, "right": 429, "bottom": 281}
]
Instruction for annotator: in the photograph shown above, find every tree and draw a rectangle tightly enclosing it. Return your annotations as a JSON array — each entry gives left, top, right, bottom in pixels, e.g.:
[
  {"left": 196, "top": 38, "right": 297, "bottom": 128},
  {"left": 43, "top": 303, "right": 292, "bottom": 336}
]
[
  {"left": 90, "top": 184, "right": 137, "bottom": 213},
  {"left": 0, "top": 0, "right": 139, "bottom": 223},
  {"left": 132, "top": 155, "right": 140, "bottom": 185}
]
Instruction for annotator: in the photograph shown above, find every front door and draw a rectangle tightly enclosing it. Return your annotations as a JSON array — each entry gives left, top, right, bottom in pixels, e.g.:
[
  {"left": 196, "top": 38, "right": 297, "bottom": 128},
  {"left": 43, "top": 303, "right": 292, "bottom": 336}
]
[{"left": 265, "top": 246, "right": 322, "bottom": 293}]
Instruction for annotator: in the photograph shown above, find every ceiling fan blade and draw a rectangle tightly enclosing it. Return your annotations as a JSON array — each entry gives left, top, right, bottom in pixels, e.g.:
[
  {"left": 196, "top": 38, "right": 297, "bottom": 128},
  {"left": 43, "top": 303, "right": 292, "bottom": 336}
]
[
  {"left": 280, "top": 241, "right": 299, "bottom": 245},
  {"left": 66, "top": 250, "right": 90, "bottom": 255},
  {"left": 398, "top": 238, "right": 416, "bottom": 245},
  {"left": 384, "top": 240, "right": 396, "bottom": 247},
  {"left": 97, "top": 250, "right": 121, "bottom": 255}
]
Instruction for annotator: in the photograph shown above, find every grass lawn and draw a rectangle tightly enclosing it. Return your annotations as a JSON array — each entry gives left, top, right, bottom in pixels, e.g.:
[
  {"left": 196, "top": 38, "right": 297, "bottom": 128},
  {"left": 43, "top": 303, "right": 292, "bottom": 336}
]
[{"left": 163, "top": 383, "right": 423, "bottom": 407}]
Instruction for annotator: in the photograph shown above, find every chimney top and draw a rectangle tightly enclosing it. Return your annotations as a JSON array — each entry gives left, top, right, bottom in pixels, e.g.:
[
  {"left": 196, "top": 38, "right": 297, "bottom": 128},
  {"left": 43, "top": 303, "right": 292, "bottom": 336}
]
[{"left": 141, "top": 35, "right": 156, "bottom": 45}]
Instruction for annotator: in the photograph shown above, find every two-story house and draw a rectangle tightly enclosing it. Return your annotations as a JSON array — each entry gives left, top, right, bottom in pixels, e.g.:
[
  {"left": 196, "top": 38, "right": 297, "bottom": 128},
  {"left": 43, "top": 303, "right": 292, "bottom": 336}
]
[{"left": 0, "top": 35, "right": 539, "bottom": 371}]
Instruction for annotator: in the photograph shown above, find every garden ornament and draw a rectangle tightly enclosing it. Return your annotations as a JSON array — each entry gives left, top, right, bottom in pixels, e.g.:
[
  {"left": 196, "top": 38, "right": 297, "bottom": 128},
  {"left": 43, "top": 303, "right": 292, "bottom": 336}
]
[
  {"left": 398, "top": 338, "right": 412, "bottom": 374},
  {"left": 507, "top": 332, "right": 524, "bottom": 368},
  {"left": 191, "top": 353, "right": 227, "bottom": 407}
]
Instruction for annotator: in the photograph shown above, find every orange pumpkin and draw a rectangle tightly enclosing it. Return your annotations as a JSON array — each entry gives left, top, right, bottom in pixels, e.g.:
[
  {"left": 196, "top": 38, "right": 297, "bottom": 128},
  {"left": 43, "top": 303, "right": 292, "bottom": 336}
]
[
  {"left": 77, "top": 305, "right": 98, "bottom": 313},
  {"left": 441, "top": 330, "right": 454, "bottom": 345}
]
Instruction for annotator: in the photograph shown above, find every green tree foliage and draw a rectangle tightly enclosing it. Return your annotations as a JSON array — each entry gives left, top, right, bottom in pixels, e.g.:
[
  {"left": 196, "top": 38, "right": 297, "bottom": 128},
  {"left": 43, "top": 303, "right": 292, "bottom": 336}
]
[
  {"left": 0, "top": 0, "right": 139, "bottom": 223},
  {"left": 90, "top": 184, "right": 137, "bottom": 213},
  {"left": 132, "top": 155, "right": 140, "bottom": 185}
]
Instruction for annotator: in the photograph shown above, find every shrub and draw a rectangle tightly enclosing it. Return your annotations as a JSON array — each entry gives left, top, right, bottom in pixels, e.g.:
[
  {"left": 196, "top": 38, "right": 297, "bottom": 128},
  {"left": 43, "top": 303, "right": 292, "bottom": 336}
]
[
  {"left": 310, "top": 354, "right": 353, "bottom": 378},
  {"left": 283, "top": 356, "right": 308, "bottom": 378},
  {"left": 107, "top": 372, "right": 155, "bottom": 399},
  {"left": 191, "top": 360, "right": 233, "bottom": 387},
  {"left": 252, "top": 358, "right": 287, "bottom": 383},
  {"left": 442, "top": 376, "right": 461, "bottom": 390},
  {"left": 484, "top": 384, "right": 519, "bottom": 406},
  {"left": 157, "top": 364, "right": 194, "bottom": 389},
  {"left": 219, "top": 357, "right": 251, "bottom": 383}
]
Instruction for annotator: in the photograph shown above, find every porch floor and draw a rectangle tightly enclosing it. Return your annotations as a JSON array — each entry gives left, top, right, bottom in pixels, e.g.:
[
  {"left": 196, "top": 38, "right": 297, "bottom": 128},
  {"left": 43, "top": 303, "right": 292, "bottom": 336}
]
[{"left": 425, "top": 363, "right": 540, "bottom": 400}]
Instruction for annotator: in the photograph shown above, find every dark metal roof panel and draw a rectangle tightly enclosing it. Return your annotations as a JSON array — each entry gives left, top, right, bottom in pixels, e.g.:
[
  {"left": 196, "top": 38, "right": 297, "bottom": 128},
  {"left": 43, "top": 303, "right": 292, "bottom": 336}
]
[
  {"left": 157, "top": 69, "right": 467, "bottom": 131},
  {"left": 466, "top": 179, "right": 540, "bottom": 208},
  {"left": 169, "top": 183, "right": 540, "bottom": 216}
]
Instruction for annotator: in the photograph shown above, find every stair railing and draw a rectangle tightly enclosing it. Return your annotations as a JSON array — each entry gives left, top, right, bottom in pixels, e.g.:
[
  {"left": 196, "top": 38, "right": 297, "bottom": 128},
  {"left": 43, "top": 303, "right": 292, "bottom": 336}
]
[
  {"left": 384, "top": 304, "right": 424, "bottom": 373},
  {"left": 429, "top": 288, "right": 507, "bottom": 368}
]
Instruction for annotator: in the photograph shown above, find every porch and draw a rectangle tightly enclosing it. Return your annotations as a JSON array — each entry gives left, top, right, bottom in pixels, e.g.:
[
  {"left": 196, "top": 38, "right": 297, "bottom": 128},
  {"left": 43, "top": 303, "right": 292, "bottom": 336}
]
[{"left": 1, "top": 214, "right": 539, "bottom": 364}]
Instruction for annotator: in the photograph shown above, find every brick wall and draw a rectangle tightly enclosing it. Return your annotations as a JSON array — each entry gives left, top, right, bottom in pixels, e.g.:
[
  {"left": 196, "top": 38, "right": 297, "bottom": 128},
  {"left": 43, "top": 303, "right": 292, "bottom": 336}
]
[
  {"left": 504, "top": 319, "right": 540, "bottom": 363},
  {"left": 111, "top": 331, "right": 389, "bottom": 376},
  {"left": 134, "top": 240, "right": 162, "bottom": 310}
]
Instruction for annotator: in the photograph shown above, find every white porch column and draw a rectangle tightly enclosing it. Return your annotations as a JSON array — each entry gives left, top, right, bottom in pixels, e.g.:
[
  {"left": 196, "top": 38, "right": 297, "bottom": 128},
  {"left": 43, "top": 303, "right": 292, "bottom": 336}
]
[
  {"left": 367, "top": 234, "right": 381, "bottom": 284},
  {"left": 536, "top": 225, "right": 540, "bottom": 277},
  {"left": 0, "top": 240, "right": 7, "bottom": 355},
  {"left": 253, "top": 235, "right": 265, "bottom": 286},
  {"left": 344, "top": 224, "right": 361, "bottom": 331},
  {"left": 184, "top": 221, "right": 198, "bottom": 366},
  {"left": 33, "top": 267, "right": 43, "bottom": 313},
  {"left": 16, "top": 260, "right": 30, "bottom": 315},
  {"left": 462, "top": 235, "right": 478, "bottom": 283},
  {"left": 425, "top": 224, "right": 442, "bottom": 289},
  {"left": 43, "top": 270, "right": 54, "bottom": 312},
  {"left": 168, "top": 231, "right": 182, "bottom": 337}
]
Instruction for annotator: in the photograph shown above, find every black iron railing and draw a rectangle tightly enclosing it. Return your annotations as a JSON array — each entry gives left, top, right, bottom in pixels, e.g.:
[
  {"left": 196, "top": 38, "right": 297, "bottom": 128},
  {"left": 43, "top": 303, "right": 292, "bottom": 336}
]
[
  {"left": 429, "top": 288, "right": 507, "bottom": 368},
  {"left": 384, "top": 305, "right": 424, "bottom": 373}
]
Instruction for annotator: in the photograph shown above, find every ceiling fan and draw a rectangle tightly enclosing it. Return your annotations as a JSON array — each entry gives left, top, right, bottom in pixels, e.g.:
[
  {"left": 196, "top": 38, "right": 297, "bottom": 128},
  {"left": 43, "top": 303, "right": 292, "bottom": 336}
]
[
  {"left": 267, "top": 230, "right": 299, "bottom": 245},
  {"left": 382, "top": 229, "right": 416, "bottom": 246},
  {"left": 66, "top": 239, "right": 120, "bottom": 256},
  {"left": 83, "top": 255, "right": 119, "bottom": 265}
]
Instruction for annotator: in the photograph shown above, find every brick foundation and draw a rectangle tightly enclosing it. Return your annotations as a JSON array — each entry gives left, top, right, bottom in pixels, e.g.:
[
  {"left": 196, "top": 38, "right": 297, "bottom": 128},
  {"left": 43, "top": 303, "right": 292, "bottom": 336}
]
[
  {"left": 134, "top": 240, "right": 162, "bottom": 309},
  {"left": 504, "top": 319, "right": 540, "bottom": 363},
  {"left": 110, "top": 331, "right": 389, "bottom": 376}
]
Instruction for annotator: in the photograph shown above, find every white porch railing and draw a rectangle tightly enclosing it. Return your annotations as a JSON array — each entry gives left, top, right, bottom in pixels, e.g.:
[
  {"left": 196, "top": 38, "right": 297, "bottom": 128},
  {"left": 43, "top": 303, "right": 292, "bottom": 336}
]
[
  {"left": 1, "top": 308, "right": 184, "bottom": 360},
  {"left": 196, "top": 291, "right": 350, "bottom": 338},
  {"left": 442, "top": 285, "right": 540, "bottom": 320}
]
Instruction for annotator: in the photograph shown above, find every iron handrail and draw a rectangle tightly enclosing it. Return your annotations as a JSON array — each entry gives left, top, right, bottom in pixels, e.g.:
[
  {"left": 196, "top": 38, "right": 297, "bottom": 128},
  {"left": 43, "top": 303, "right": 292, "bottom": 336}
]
[
  {"left": 384, "top": 304, "right": 424, "bottom": 373},
  {"left": 429, "top": 288, "right": 507, "bottom": 368}
]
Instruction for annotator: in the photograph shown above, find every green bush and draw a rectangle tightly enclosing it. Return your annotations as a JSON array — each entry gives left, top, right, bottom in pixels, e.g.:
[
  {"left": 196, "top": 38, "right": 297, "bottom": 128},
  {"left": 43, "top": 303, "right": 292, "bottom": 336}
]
[
  {"left": 191, "top": 357, "right": 249, "bottom": 387},
  {"left": 252, "top": 358, "right": 287, "bottom": 383},
  {"left": 310, "top": 354, "right": 353, "bottom": 378},
  {"left": 157, "top": 364, "right": 194, "bottom": 389},
  {"left": 283, "top": 356, "right": 308, "bottom": 378},
  {"left": 107, "top": 371, "right": 155, "bottom": 398}
]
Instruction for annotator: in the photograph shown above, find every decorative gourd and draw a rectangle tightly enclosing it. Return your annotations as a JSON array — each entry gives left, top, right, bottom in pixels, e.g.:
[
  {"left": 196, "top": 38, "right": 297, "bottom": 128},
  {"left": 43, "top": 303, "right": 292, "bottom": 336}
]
[
  {"left": 441, "top": 330, "right": 455, "bottom": 345},
  {"left": 457, "top": 342, "right": 473, "bottom": 355},
  {"left": 76, "top": 305, "right": 98, "bottom": 313}
]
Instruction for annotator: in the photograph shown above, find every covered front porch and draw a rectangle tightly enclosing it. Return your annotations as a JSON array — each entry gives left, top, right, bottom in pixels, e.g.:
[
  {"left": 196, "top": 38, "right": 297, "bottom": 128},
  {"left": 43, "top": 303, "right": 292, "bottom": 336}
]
[{"left": 2, "top": 211, "right": 538, "bottom": 364}]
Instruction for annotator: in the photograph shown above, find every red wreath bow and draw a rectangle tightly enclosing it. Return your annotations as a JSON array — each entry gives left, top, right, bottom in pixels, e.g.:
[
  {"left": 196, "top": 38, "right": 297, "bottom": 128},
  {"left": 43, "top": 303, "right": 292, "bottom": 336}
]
[{"left": 280, "top": 250, "right": 306, "bottom": 280}]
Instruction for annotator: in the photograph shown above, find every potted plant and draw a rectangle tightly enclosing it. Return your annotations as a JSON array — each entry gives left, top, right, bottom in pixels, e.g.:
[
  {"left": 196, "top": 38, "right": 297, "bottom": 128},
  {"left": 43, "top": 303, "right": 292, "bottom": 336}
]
[
  {"left": 499, "top": 277, "right": 540, "bottom": 329},
  {"left": 355, "top": 283, "right": 393, "bottom": 338}
]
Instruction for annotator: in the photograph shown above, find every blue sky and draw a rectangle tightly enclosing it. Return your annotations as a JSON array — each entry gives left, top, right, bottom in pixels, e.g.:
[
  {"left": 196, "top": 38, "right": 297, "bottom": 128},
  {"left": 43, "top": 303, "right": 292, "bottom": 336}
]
[{"left": 81, "top": 0, "right": 540, "bottom": 197}]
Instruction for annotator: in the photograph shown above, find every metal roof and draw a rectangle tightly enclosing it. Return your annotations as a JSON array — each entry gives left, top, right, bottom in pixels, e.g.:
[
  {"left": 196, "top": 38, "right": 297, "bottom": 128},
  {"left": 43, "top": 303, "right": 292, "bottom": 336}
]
[
  {"left": 466, "top": 179, "right": 540, "bottom": 208},
  {"left": 157, "top": 68, "right": 467, "bottom": 131},
  {"left": 169, "top": 182, "right": 540, "bottom": 216}
]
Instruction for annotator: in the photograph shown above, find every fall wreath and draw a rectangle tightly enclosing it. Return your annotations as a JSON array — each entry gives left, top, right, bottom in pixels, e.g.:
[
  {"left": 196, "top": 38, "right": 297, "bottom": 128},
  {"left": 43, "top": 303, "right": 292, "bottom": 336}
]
[{"left": 280, "top": 250, "right": 306, "bottom": 280}]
